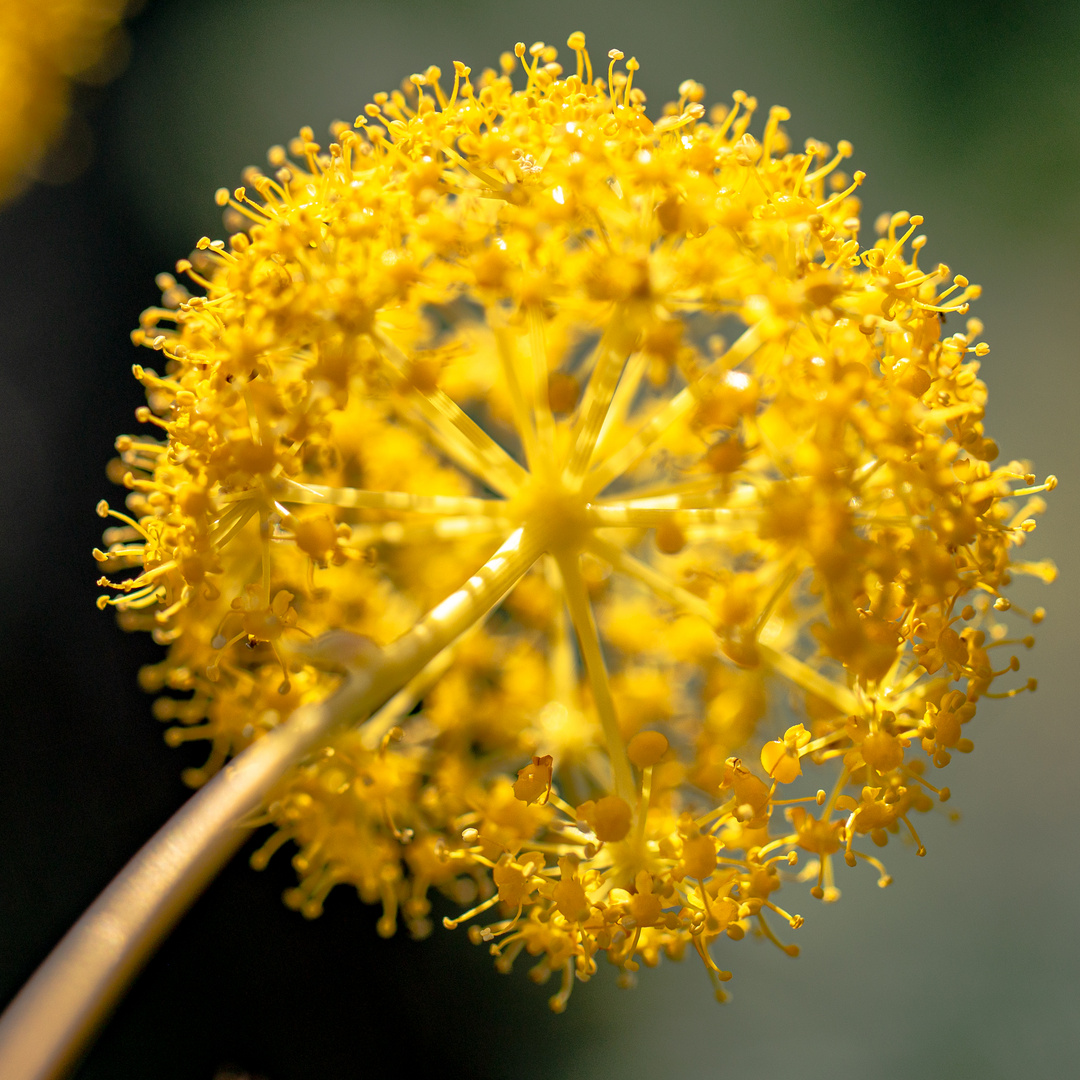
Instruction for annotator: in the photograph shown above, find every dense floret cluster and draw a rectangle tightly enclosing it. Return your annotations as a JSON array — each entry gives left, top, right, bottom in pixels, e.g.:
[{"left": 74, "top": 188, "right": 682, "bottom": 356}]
[{"left": 98, "top": 35, "right": 1054, "bottom": 1009}]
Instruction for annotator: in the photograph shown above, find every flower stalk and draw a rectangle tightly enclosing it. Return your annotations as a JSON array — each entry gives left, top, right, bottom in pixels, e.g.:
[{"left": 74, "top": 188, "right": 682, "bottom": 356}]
[{"left": 0, "top": 526, "right": 541, "bottom": 1080}]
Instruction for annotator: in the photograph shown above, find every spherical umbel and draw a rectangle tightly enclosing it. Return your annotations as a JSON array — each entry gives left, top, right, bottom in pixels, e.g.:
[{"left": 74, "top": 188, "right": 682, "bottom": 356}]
[{"left": 96, "top": 32, "right": 1056, "bottom": 1009}]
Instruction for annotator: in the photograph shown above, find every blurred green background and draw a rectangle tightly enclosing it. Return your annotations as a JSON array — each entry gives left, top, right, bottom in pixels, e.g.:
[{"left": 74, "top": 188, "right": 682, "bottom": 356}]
[{"left": 1, "top": 1, "right": 1077, "bottom": 1077}]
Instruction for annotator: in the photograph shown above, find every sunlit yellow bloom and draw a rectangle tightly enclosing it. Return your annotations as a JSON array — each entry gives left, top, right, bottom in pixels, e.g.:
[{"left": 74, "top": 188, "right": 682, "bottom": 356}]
[
  {"left": 0, "top": 0, "right": 128, "bottom": 200},
  {"left": 99, "top": 34, "right": 1055, "bottom": 1010}
]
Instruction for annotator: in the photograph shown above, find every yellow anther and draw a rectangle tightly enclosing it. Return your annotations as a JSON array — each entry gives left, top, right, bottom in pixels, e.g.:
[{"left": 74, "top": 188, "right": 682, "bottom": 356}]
[{"left": 627, "top": 730, "right": 669, "bottom": 769}]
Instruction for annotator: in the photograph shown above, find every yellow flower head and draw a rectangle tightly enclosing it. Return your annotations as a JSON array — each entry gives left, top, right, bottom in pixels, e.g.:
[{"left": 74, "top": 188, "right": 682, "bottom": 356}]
[
  {"left": 99, "top": 35, "right": 1055, "bottom": 1009},
  {"left": 0, "top": 0, "right": 128, "bottom": 200}
]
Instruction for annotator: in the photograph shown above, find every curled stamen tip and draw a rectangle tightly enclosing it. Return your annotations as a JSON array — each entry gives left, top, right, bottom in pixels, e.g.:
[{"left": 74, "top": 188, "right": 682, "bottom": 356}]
[{"left": 180, "top": 766, "right": 208, "bottom": 788}]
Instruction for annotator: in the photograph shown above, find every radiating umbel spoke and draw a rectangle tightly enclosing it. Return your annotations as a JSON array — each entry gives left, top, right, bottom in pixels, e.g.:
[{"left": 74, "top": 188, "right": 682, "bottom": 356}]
[
  {"left": 375, "top": 327, "right": 530, "bottom": 496},
  {"left": 225, "top": 477, "right": 509, "bottom": 516},
  {"left": 584, "top": 322, "right": 762, "bottom": 497},
  {"left": 587, "top": 534, "right": 860, "bottom": 717},
  {"left": 554, "top": 549, "right": 635, "bottom": 800}
]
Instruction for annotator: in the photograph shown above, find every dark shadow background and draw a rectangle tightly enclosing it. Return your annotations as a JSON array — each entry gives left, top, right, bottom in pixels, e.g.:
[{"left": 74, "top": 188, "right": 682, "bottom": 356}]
[{"left": 0, "top": 2, "right": 1077, "bottom": 1078}]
